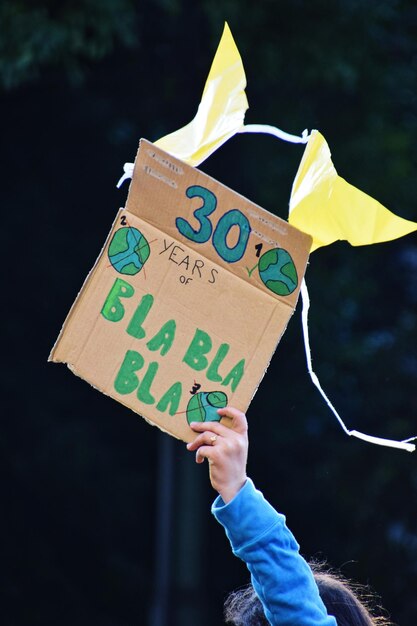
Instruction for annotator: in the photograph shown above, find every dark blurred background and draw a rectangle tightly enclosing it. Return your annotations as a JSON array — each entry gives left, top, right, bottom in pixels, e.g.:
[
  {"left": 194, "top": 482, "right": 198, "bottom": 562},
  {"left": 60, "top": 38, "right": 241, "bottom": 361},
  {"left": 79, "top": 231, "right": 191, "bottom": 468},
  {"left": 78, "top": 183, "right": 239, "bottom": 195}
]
[{"left": 2, "top": 1, "right": 417, "bottom": 624}]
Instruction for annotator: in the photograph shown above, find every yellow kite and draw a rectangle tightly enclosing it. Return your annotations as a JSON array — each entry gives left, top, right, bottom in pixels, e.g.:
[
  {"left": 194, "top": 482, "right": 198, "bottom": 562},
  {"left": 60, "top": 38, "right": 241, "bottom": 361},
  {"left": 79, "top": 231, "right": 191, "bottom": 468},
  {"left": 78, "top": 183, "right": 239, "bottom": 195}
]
[
  {"left": 156, "top": 22, "right": 417, "bottom": 252},
  {"left": 146, "top": 23, "right": 417, "bottom": 451},
  {"left": 155, "top": 23, "right": 248, "bottom": 166},
  {"left": 289, "top": 130, "right": 417, "bottom": 250}
]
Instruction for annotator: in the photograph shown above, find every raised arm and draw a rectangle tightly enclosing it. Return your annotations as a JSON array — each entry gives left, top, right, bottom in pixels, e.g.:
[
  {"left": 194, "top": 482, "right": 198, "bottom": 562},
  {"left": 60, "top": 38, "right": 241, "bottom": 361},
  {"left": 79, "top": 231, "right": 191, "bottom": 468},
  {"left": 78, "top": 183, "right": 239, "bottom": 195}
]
[{"left": 187, "top": 407, "right": 337, "bottom": 626}]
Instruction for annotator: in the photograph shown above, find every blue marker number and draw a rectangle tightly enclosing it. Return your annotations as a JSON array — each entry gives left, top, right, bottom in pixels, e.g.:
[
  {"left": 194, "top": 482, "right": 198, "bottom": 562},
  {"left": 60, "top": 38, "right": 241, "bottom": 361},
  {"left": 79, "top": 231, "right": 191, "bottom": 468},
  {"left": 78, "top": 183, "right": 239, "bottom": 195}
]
[
  {"left": 213, "top": 209, "right": 251, "bottom": 263},
  {"left": 177, "top": 185, "right": 251, "bottom": 263},
  {"left": 176, "top": 185, "right": 217, "bottom": 244}
]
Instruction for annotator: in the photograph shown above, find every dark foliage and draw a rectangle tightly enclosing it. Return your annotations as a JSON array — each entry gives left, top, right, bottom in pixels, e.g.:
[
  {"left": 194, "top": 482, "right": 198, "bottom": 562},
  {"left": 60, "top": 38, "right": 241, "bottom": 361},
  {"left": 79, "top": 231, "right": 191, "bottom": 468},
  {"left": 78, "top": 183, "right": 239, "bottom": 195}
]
[{"left": 2, "top": 1, "right": 417, "bottom": 625}]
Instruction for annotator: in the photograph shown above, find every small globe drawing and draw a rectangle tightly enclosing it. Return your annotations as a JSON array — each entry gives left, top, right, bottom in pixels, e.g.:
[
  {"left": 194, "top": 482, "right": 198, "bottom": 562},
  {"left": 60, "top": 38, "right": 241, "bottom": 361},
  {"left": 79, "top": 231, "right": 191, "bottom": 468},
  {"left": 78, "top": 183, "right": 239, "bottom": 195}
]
[
  {"left": 108, "top": 227, "right": 150, "bottom": 276},
  {"left": 258, "top": 247, "right": 298, "bottom": 296},
  {"left": 186, "top": 391, "right": 228, "bottom": 425}
]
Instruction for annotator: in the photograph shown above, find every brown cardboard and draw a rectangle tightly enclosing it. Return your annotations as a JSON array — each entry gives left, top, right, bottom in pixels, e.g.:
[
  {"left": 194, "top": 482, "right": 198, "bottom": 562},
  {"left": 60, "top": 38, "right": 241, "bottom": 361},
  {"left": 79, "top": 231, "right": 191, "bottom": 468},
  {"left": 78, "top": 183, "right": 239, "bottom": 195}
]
[{"left": 50, "top": 139, "right": 312, "bottom": 442}]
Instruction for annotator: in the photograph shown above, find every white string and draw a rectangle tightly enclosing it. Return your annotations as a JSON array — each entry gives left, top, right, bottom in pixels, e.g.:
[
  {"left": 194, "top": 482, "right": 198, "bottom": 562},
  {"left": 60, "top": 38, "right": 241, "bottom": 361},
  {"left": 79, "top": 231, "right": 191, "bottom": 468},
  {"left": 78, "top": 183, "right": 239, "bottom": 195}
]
[
  {"left": 116, "top": 125, "right": 309, "bottom": 188},
  {"left": 301, "top": 279, "right": 415, "bottom": 452},
  {"left": 115, "top": 124, "right": 414, "bottom": 452},
  {"left": 239, "top": 123, "right": 415, "bottom": 452},
  {"left": 117, "top": 162, "right": 134, "bottom": 188},
  {"left": 402, "top": 435, "right": 417, "bottom": 443},
  {"left": 239, "top": 124, "right": 310, "bottom": 144}
]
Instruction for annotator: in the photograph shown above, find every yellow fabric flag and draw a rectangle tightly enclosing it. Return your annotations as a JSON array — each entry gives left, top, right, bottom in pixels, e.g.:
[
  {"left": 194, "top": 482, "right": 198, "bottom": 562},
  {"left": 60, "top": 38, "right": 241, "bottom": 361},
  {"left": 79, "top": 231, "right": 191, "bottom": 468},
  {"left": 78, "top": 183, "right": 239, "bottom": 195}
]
[
  {"left": 289, "top": 130, "right": 417, "bottom": 251},
  {"left": 154, "top": 22, "right": 248, "bottom": 166},
  {"left": 153, "top": 25, "right": 416, "bottom": 253}
]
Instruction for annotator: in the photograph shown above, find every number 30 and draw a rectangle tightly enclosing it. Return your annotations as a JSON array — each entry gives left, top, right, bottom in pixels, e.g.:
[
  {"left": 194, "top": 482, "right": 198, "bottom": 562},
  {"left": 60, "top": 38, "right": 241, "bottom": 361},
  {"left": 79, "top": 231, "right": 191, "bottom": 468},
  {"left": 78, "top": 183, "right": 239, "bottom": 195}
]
[{"left": 176, "top": 185, "right": 251, "bottom": 263}]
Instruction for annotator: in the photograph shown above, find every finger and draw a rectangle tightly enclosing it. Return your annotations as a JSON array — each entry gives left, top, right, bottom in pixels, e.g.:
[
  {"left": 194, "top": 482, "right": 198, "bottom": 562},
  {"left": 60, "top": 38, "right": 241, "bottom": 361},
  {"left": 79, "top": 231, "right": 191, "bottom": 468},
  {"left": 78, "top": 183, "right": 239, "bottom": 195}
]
[
  {"left": 195, "top": 445, "right": 214, "bottom": 464},
  {"left": 188, "top": 420, "right": 233, "bottom": 439},
  {"left": 187, "top": 431, "right": 221, "bottom": 451},
  {"left": 216, "top": 406, "right": 248, "bottom": 434}
]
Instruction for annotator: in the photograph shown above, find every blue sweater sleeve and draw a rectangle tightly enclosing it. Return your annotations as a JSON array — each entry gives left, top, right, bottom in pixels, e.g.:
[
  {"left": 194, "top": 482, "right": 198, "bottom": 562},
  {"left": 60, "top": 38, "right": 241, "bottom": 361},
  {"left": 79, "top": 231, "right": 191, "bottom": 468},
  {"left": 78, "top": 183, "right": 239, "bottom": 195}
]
[{"left": 212, "top": 479, "right": 337, "bottom": 626}]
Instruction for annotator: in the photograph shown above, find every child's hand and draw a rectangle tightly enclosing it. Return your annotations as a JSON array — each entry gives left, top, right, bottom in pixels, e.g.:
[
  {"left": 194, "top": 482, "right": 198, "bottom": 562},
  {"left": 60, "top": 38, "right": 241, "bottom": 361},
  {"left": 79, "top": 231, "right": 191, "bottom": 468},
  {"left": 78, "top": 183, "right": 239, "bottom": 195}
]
[{"left": 186, "top": 406, "right": 248, "bottom": 503}]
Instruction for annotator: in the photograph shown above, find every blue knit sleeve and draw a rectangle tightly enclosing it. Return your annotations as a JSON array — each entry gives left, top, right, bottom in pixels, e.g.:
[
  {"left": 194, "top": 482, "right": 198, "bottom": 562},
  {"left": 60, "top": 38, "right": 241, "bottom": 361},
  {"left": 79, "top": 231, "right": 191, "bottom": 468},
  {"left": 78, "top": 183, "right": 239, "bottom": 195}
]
[{"left": 212, "top": 479, "right": 337, "bottom": 626}]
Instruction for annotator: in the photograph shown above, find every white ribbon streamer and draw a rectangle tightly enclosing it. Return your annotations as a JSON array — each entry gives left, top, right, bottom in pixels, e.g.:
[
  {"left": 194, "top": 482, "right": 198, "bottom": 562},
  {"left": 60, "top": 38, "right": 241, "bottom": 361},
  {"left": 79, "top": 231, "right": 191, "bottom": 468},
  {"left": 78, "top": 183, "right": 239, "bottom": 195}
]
[
  {"left": 117, "top": 162, "right": 134, "bottom": 188},
  {"left": 239, "top": 124, "right": 310, "bottom": 144},
  {"left": 116, "top": 125, "right": 309, "bottom": 187},
  {"left": 301, "top": 279, "right": 415, "bottom": 452},
  {"left": 239, "top": 123, "right": 415, "bottom": 452},
  {"left": 115, "top": 123, "right": 415, "bottom": 452}
]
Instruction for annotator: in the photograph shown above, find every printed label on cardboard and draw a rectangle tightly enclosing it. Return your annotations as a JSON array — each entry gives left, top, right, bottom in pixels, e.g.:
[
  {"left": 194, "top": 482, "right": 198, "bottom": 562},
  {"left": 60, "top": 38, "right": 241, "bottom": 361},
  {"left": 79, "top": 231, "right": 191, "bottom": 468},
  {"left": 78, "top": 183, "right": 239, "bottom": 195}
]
[{"left": 50, "top": 140, "right": 312, "bottom": 441}]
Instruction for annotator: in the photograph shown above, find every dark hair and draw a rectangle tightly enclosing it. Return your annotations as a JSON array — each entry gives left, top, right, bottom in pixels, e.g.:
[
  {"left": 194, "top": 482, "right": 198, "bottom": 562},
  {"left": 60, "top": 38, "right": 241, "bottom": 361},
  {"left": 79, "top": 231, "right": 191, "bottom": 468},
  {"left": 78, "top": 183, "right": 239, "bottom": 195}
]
[
  {"left": 224, "top": 586, "right": 270, "bottom": 626},
  {"left": 224, "top": 562, "right": 392, "bottom": 626}
]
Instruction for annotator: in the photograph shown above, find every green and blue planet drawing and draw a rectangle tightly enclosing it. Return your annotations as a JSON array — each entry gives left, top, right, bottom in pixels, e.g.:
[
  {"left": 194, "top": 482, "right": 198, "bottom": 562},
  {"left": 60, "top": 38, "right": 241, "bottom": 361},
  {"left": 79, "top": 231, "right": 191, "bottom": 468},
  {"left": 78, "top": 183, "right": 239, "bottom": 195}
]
[
  {"left": 258, "top": 247, "right": 298, "bottom": 296},
  {"left": 108, "top": 227, "right": 150, "bottom": 275},
  {"left": 247, "top": 247, "right": 298, "bottom": 296},
  {"left": 186, "top": 391, "right": 228, "bottom": 425}
]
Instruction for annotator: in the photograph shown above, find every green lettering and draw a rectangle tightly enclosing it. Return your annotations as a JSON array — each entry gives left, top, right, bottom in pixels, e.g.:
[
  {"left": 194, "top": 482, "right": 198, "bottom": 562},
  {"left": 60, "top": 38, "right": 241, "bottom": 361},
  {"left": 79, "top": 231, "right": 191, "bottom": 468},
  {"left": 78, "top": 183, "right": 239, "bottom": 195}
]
[
  {"left": 207, "top": 343, "right": 230, "bottom": 382},
  {"left": 137, "top": 361, "right": 158, "bottom": 405},
  {"left": 101, "top": 278, "right": 134, "bottom": 322},
  {"left": 126, "top": 294, "right": 154, "bottom": 339},
  {"left": 156, "top": 382, "right": 182, "bottom": 416},
  {"left": 183, "top": 329, "right": 212, "bottom": 371},
  {"left": 114, "top": 350, "right": 144, "bottom": 394},
  {"left": 222, "top": 359, "right": 245, "bottom": 392},
  {"left": 146, "top": 320, "right": 176, "bottom": 356}
]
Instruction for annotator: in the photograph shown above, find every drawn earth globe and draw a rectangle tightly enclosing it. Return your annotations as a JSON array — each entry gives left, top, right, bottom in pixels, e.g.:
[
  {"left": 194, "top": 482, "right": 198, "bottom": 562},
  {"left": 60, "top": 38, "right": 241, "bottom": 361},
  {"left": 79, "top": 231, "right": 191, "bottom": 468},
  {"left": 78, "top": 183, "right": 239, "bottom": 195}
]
[
  {"left": 258, "top": 247, "right": 298, "bottom": 296},
  {"left": 186, "top": 391, "right": 228, "bottom": 425},
  {"left": 108, "top": 227, "right": 150, "bottom": 275}
]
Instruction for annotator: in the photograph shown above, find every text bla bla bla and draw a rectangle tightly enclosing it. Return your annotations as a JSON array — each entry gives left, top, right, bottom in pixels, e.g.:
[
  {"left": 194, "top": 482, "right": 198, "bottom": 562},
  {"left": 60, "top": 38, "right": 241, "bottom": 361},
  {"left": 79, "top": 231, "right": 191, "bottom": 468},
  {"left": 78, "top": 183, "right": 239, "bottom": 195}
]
[{"left": 100, "top": 278, "right": 245, "bottom": 416}]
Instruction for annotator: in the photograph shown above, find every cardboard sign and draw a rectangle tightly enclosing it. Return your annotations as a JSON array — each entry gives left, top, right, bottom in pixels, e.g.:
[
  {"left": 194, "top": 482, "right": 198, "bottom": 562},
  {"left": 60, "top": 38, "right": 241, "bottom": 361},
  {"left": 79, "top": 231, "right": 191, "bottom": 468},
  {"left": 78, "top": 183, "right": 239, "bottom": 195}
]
[{"left": 49, "top": 140, "right": 312, "bottom": 442}]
